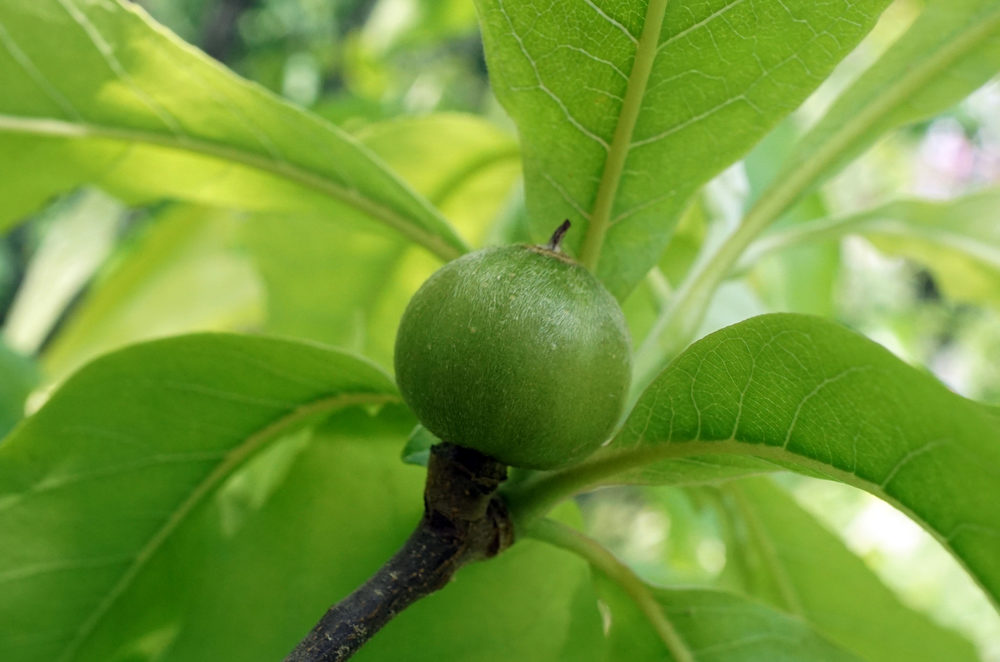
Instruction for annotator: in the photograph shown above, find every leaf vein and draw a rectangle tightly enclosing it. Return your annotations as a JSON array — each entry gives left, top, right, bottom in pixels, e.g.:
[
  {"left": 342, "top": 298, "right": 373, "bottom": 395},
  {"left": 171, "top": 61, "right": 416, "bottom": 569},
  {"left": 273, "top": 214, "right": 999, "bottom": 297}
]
[{"left": 54, "top": 391, "right": 397, "bottom": 662}]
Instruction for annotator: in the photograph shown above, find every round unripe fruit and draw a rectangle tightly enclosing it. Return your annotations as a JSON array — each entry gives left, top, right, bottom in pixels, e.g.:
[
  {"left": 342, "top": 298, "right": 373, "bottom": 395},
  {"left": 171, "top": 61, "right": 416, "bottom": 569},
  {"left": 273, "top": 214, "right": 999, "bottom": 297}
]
[{"left": 393, "top": 242, "right": 631, "bottom": 469}]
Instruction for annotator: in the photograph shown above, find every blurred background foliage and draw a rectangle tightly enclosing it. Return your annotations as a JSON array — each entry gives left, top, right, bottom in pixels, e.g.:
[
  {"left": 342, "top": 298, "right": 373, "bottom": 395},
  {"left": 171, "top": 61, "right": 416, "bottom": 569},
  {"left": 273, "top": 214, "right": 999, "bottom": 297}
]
[{"left": 1, "top": 0, "right": 998, "bottom": 658}]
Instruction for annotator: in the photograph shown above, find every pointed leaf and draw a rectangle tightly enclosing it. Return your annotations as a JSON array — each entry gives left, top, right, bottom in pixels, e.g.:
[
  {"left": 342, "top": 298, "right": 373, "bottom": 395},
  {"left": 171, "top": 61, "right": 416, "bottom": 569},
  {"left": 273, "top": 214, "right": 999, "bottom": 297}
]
[
  {"left": 742, "top": 189, "right": 1000, "bottom": 307},
  {"left": 0, "top": 0, "right": 466, "bottom": 259},
  {"left": 759, "top": 0, "right": 1000, "bottom": 228},
  {"left": 0, "top": 334, "right": 398, "bottom": 662},
  {"left": 475, "top": 0, "right": 891, "bottom": 297},
  {"left": 555, "top": 314, "right": 1000, "bottom": 610}
]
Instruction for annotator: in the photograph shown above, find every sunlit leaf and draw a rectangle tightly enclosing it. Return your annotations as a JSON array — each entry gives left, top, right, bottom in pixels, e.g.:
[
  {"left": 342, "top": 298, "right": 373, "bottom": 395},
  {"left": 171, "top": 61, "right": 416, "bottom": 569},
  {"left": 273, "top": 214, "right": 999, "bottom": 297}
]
[
  {"left": 241, "top": 113, "right": 520, "bottom": 367},
  {"left": 0, "top": 0, "right": 466, "bottom": 260},
  {"left": 40, "top": 204, "right": 263, "bottom": 384},
  {"left": 741, "top": 189, "right": 1000, "bottom": 308},
  {"left": 475, "top": 0, "right": 891, "bottom": 298},
  {"left": 555, "top": 314, "right": 1000, "bottom": 610},
  {"left": 758, "top": 0, "right": 1000, "bottom": 227},
  {"left": 1, "top": 190, "right": 122, "bottom": 355},
  {"left": 353, "top": 113, "right": 520, "bottom": 242}
]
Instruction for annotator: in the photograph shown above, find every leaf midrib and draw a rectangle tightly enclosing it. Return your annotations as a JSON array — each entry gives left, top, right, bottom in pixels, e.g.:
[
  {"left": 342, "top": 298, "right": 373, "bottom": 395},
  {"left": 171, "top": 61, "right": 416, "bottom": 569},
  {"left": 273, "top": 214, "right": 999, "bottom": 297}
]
[
  {"left": 56, "top": 391, "right": 398, "bottom": 662},
  {"left": 0, "top": 113, "right": 465, "bottom": 261},
  {"left": 578, "top": 0, "right": 669, "bottom": 271}
]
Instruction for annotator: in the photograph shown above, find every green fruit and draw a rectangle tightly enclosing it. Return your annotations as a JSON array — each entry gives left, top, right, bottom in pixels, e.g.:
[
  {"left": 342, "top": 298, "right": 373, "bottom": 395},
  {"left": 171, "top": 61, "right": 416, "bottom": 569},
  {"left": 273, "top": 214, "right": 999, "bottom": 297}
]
[{"left": 393, "top": 241, "right": 631, "bottom": 469}]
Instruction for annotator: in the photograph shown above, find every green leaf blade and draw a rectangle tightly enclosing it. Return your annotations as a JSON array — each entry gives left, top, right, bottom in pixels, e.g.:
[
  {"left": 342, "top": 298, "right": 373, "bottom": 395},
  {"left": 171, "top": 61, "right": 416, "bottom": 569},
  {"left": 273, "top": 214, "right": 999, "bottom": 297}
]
[
  {"left": 765, "top": 0, "right": 1000, "bottom": 222},
  {"left": 0, "top": 334, "right": 398, "bottom": 662},
  {"left": 603, "top": 314, "right": 1000, "bottom": 608},
  {"left": 743, "top": 189, "right": 1000, "bottom": 308},
  {"left": 476, "top": 0, "right": 892, "bottom": 297},
  {"left": 39, "top": 405, "right": 606, "bottom": 662},
  {"left": 599, "top": 577, "right": 866, "bottom": 662},
  {"left": 38, "top": 204, "right": 263, "bottom": 385},
  {"left": 241, "top": 113, "right": 521, "bottom": 369},
  {"left": 725, "top": 478, "right": 980, "bottom": 662},
  {"left": 0, "top": 0, "right": 467, "bottom": 259},
  {"left": 655, "top": 588, "right": 863, "bottom": 662}
]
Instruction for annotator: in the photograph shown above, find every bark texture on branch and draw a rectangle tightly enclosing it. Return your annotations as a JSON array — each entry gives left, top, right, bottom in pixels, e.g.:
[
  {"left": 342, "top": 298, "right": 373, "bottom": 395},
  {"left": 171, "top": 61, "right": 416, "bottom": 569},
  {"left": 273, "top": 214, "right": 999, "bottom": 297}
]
[{"left": 284, "top": 443, "right": 513, "bottom": 662}]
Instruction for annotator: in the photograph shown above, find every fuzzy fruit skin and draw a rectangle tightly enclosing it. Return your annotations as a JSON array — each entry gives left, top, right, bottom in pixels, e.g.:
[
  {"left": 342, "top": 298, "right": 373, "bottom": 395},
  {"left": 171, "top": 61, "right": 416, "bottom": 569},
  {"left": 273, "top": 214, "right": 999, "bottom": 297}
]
[{"left": 394, "top": 244, "right": 631, "bottom": 470}]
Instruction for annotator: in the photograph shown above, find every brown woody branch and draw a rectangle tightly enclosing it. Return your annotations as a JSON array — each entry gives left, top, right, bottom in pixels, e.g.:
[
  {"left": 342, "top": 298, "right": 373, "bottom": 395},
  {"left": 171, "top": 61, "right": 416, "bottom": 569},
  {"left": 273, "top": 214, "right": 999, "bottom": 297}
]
[{"left": 284, "top": 443, "right": 513, "bottom": 662}]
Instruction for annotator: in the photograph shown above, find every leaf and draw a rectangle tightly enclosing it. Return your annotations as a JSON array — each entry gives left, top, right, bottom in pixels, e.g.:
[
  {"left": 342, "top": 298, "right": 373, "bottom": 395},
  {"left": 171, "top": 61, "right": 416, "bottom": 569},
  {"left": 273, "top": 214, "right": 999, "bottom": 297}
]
[
  {"left": 0, "top": 340, "right": 37, "bottom": 440},
  {"left": 0, "top": 0, "right": 467, "bottom": 260},
  {"left": 240, "top": 113, "right": 520, "bottom": 368},
  {"left": 475, "top": 0, "right": 892, "bottom": 298},
  {"left": 630, "top": 2, "right": 1000, "bottom": 378},
  {"left": 752, "top": 241, "right": 840, "bottom": 315},
  {"left": 352, "top": 113, "right": 521, "bottom": 241},
  {"left": 760, "top": 0, "right": 1000, "bottom": 224},
  {"left": 721, "top": 477, "right": 979, "bottom": 662},
  {"left": 741, "top": 189, "right": 1000, "bottom": 308},
  {"left": 575, "top": 314, "right": 1000, "bottom": 609},
  {"left": 241, "top": 213, "right": 409, "bottom": 359},
  {"left": 25, "top": 400, "right": 606, "bottom": 662},
  {"left": 0, "top": 334, "right": 399, "bottom": 662},
  {"left": 596, "top": 575, "right": 864, "bottom": 662},
  {"left": 641, "top": 486, "right": 733, "bottom": 585},
  {"left": 40, "top": 204, "right": 263, "bottom": 384},
  {"left": 742, "top": 120, "right": 839, "bottom": 316}
]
